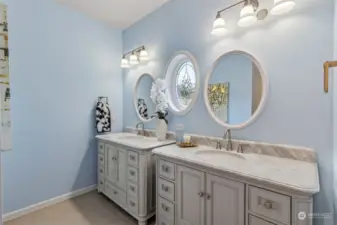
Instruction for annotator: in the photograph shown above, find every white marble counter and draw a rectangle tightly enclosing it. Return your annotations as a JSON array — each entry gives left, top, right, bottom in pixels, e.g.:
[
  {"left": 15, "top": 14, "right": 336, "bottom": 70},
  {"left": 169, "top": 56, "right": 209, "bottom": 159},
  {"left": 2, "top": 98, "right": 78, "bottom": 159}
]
[
  {"left": 96, "top": 133, "right": 175, "bottom": 151},
  {"left": 153, "top": 145, "right": 319, "bottom": 195}
]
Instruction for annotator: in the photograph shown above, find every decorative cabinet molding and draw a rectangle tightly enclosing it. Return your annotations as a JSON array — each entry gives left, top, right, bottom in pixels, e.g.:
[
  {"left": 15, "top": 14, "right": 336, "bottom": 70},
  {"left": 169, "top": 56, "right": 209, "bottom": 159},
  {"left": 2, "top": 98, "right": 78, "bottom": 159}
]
[
  {"left": 97, "top": 141, "right": 155, "bottom": 225},
  {"left": 155, "top": 157, "right": 314, "bottom": 225}
]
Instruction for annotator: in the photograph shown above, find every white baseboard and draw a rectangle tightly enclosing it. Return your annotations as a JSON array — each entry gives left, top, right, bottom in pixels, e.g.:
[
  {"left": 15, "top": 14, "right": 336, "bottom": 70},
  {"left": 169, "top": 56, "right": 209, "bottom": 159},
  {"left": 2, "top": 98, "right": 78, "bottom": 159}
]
[{"left": 3, "top": 185, "right": 97, "bottom": 222}]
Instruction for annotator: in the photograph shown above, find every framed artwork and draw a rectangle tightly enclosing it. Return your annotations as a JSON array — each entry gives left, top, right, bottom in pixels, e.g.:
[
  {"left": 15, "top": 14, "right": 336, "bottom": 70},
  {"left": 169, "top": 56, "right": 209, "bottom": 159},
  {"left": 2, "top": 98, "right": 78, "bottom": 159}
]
[{"left": 208, "top": 82, "right": 229, "bottom": 123}]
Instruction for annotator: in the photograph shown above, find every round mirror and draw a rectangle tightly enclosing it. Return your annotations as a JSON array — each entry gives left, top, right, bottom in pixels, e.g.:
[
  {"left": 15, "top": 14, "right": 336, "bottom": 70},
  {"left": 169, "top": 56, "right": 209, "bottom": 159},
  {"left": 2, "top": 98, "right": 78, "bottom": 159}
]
[
  {"left": 204, "top": 50, "right": 268, "bottom": 129},
  {"left": 134, "top": 73, "right": 156, "bottom": 122}
]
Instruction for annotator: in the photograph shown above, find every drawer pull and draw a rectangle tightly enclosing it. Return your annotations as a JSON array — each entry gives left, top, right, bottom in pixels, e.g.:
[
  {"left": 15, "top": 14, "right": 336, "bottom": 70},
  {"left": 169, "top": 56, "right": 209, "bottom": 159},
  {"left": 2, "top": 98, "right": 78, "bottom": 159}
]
[
  {"left": 161, "top": 204, "right": 169, "bottom": 212},
  {"left": 100, "top": 145, "right": 103, "bottom": 149},
  {"left": 162, "top": 165, "right": 170, "bottom": 172},
  {"left": 114, "top": 191, "right": 118, "bottom": 195},
  {"left": 130, "top": 186, "right": 136, "bottom": 192},
  {"left": 100, "top": 181, "right": 103, "bottom": 185},
  {"left": 162, "top": 184, "right": 169, "bottom": 192},
  {"left": 100, "top": 157, "right": 103, "bottom": 161},
  {"left": 100, "top": 169, "right": 103, "bottom": 173},
  {"left": 264, "top": 201, "right": 273, "bottom": 210},
  {"left": 112, "top": 156, "right": 117, "bottom": 161},
  {"left": 130, "top": 201, "right": 135, "bottom": 207},
  {"left": 206, "top": 194, "right": 211, "bottom": 200},
  {"left": 130, "top": 171, "right": 135, "bottom": 176},
  {"left": 198, "top": 192, "right": 204, "bottom": 197},
  {"left": 130, "top": 155, "right": 136, "bottom": 160}
]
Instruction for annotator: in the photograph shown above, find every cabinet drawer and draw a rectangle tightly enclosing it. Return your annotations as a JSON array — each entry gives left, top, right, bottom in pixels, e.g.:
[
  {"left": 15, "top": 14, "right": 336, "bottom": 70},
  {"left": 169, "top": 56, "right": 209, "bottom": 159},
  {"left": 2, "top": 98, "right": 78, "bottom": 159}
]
[
  {"left": 128, "top": 166, "right": 138, "bottom": 183},
  {"left": 158, "top": 197, "right": 175, "bottom": 222},
  {"left": 98, "top": 177, "right": 105, "bottom": 191},
  {"left": 248, "top": 215, "right": 275, "bottom": 225},
  {"left": 128, "top": 151, "right": 139, "bottom": 167},
  {"left": 158, "top": 178, "right": 175, "bottom": 202},
  {"left": 127, "top": 195, "right": 138, "bottom": 215},
  {"left": 127, "top": 182, "right": 138, "bottom": 198},
  {"left": 98, "top": 166, "right": 104, "bottom": 177},
  {"left": 106, "top": 182, "right": 126, "bottom": 208},
  {"left": 98, "top": 154, "right": 104, "bottom": 166},
  {"left": 158, "top": 216, "right": 175, "bottom": 225},
  {"left": 98, "top": 142, "right": 105, "bottom": 155},
  {"left": 159, "top": 160, "right": 175, "bottom": 181},
  {"left": 248, "top": 186, "right": 290, "bottom": 225}
]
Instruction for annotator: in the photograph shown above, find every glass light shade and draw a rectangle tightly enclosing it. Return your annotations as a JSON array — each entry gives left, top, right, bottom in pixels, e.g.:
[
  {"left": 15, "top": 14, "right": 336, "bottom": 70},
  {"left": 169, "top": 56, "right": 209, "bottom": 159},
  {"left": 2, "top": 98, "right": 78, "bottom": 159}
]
[
  {"left": 139, "top": 49, "right": 149, "bottom": 62},
  {"left": 120, "top": 58, "right": 130, "bottom": 68},
  {"left": 238, "top": 5, "right": 257, "bottom": 27},
  {"left": 271, "top": 0, "right": 295, "bottom": 15},
  {"left": 211, "top": 17, "right": 227, "bottom": 36},
  {"left": 129, "top": 53, "right": 139, "bottom": 65}
]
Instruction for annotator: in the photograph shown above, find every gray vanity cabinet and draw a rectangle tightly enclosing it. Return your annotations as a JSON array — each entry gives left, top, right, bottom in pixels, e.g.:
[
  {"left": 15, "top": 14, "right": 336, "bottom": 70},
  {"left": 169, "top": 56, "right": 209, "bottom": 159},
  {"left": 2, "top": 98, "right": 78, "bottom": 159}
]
[
  {"left": 98, "top": 141, "right": 156, "bottom": 225},
  {"left": 206, "top": 174, "right": 245, "bottom": 225},
  {"left": 158, "top": 163, "right": 245, "bottom": 225},
  {"left": 176, "top": 166, "right": 205, "bottom": 225}
]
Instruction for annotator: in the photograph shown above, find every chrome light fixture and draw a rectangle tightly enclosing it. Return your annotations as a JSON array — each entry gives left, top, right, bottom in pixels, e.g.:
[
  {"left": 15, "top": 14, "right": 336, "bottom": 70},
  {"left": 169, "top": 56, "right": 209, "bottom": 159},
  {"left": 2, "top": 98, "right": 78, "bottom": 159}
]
[
  {"left": 211, "top": 12, "right": 227, "bottom": 36},
  {"left": 121, "top": 46, "right": 149, "bottom": 68},
  {"left": 238, "top": 3, "right": 257, "bottom": 27},
  {"left": 271, "top": 0, "right": 295, "bottom": 15},
  {"left": 211, "top": 0, "right": 294, "bottom": 34}
]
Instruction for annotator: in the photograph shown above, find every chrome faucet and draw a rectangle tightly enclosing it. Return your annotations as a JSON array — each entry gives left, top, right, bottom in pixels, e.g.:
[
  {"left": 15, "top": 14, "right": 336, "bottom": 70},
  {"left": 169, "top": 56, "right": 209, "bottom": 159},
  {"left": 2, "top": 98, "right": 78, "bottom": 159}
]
[
  {"left": 223, "top": 129, "right": 232, "bottom": 151},
  {"left": 136, "top": 122, "right": 145, "bottom": 136}
]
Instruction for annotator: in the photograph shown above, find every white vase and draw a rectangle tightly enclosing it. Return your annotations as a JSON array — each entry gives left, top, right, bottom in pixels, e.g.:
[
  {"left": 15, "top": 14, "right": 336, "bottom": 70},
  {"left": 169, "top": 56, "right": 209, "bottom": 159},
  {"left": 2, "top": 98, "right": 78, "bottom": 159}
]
[{"left": 156, "top": 119, "right": 168, "bottom": 141}]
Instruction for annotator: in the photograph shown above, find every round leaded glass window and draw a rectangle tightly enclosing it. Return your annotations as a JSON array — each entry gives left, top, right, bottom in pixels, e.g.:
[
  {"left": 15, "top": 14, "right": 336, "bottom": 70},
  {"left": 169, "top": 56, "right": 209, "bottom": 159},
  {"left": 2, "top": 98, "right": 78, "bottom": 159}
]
[
  {"left": 165, "top": 51, "right": 200, "bottom": 115},
  {"left": 175, "top": 61, "right": 196, "bottom": 107}
]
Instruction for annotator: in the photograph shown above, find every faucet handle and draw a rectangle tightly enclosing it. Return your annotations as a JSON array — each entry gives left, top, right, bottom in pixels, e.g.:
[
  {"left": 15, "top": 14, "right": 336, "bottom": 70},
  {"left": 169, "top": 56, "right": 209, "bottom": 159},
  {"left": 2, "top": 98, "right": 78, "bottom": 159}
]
[
  {"left": 215, "top": 140, "right": 222, "bottom": 150},
  {"left": 236, "top": 142, "right": 243, "bottom": 153}
]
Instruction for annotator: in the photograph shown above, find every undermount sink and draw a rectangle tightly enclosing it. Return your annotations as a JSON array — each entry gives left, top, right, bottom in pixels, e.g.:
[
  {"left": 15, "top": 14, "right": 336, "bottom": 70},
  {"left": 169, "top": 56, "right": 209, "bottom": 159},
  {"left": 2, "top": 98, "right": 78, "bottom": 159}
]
[
  {"left": 117, "top": 135, "right": 155, "bottom": 141},
  {"left": 195, "top": 150, "right": 246, "bottom": 160}
]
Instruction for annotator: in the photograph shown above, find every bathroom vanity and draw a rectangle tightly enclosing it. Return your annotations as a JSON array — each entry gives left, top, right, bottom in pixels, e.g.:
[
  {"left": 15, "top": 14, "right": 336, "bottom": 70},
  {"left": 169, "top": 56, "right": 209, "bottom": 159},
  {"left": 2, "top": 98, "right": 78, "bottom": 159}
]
[
  {"left": 96, "top": 133, "right": 174, "bottom": 225},
  {"left": 153, "top": 144, "right": 319, "bottom": 225}
]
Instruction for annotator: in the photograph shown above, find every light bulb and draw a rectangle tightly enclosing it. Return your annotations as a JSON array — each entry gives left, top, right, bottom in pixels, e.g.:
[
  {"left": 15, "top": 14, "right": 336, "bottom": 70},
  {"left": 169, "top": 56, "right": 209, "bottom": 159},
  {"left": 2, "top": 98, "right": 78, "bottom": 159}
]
[
  {"left": 120, "top": 58, "right": 130, "bottom": 68},
  {"left": 211, "top": 14, "right": 227, "bottom": 36},
  {"left": 238, "top": 4, "right": 257, "bottom": 27},
  {"left": 129, "top": 53, "right": 139, "bottom": 65},
  {"left": 139, "top": 49, "right": 149, "bottom": 62},
  {"left": 271, "top": 0, "right": 295, "bottom": 15}
]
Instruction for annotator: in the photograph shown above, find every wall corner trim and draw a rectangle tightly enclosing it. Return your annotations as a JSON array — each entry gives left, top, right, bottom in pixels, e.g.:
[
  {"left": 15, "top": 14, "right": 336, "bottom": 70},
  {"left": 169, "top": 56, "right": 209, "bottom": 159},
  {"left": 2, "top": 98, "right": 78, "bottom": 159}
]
[{"left": 2, "top": 185, "right": 97, "bottom": 222}]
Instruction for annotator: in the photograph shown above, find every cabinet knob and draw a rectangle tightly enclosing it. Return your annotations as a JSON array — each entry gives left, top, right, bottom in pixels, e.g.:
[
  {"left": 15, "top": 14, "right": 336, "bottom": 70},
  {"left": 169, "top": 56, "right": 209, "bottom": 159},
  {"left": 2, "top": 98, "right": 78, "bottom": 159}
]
[
  {"left": 198, "top": 192, "right": 204, "bottom": 197},
  {"left": 100, "top": 169, "right": 103, "bottom": 173},
  {"left": 162, "top": 185, "right": 169, "bottom": 192},
  {"left": 130, "top": 156, "right": 135, "bottom": 160},
  {"left": 130, "top": 171, "right": 135, "bottom": 176},
  {"left": 131, "top": 186, "right": 135, "bottom": 192},
  {"left": 130, "top": 201, "right": 135, "bottom": 207},
  {"left": 206, "top": 194, "right": 211, "bottom": 200},
  {"left": 162, "top": 165, "right": 169, "bottom": 172},
  {"left": 114, "top": 191, "right": 118, "bottom": 195},
  {"left": 264, "top": 201, "right": 273, "bottom": 209},
  {"left": 162, "top": 204, "right": 169, "bottom": 212}
]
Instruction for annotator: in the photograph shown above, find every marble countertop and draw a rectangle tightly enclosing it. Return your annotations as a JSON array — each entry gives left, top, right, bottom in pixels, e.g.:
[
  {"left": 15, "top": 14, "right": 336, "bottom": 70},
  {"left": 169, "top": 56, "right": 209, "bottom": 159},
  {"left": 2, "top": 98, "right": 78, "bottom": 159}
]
[
  {"left": 153, "top": 145, "right": 320, "bottom": 195},
  {"left": 96, "top": 133, "right": 175, "bottom": 151}
]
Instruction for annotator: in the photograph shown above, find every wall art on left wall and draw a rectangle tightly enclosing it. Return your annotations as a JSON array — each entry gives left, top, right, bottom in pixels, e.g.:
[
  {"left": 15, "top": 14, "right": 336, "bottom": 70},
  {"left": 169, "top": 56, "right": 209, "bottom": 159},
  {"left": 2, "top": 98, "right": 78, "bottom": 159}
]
[{"left": 0, "top": 3, "right": 11, "bottom": 151}]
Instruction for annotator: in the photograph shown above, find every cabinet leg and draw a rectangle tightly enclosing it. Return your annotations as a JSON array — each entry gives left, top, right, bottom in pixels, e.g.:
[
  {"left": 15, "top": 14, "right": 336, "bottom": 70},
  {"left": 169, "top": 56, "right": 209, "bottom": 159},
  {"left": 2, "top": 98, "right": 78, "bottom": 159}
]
[{"left": 138, "top": 221, "right": 147, "bottom": 225}]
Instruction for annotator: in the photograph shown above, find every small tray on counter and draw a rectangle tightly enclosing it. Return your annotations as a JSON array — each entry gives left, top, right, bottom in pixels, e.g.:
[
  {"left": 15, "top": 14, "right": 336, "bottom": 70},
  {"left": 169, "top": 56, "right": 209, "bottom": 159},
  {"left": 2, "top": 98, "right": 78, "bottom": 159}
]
[{"left": 177, "top": 142, "right": 198, "bottom": 148}]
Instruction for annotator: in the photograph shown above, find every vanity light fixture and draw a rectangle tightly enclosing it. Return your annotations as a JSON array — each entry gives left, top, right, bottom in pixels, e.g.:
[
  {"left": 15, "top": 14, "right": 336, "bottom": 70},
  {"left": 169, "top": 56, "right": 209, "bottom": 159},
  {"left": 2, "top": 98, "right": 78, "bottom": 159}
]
[
  {"left": 120, "top": 45, "right": 149, "bottom": 69},
  {"left": 271, "top": 0, "right": 295, "bottom": 15},
  {"left": 211, "top": 0, "right": 294, "bottom": 35}
]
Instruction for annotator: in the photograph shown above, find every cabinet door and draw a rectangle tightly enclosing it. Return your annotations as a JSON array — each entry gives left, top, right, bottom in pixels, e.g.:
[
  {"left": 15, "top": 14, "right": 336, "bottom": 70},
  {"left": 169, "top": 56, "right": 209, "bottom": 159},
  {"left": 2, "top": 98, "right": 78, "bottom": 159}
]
[
  {"left": 206, "top": 174, "right": 244, "bottom": 225},
  {"left": 106, "top": 145, "right": 118, "bottom": 183},
  {"left": 116, "top": 149, "right": 127, "bottom": 191},
  {"left": 177, "top": 165, "right": 205, "bottom": 225}
]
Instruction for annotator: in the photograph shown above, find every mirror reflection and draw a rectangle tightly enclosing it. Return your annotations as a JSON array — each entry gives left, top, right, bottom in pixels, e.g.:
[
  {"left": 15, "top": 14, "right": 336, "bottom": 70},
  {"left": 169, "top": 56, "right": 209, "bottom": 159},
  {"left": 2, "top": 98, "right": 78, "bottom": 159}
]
[
  {"left": 135, "top": 74, "right": 155, "bottom": 121},
  {"left": 207, "top": 53, "right": 263, "bottom": 125}
]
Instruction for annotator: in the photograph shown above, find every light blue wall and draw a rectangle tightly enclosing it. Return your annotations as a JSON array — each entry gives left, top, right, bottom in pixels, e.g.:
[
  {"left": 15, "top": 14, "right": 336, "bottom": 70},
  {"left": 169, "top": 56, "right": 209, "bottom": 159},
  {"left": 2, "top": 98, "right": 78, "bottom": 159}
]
[
  {"left": 2, "top": 0, "right": 123, "bottom": 214},
  {"left": 209, "top": 54, "right": 252, "bottom": 124},
  {"left": 123, "top": 0, "right": 334, "bottom": 224}
]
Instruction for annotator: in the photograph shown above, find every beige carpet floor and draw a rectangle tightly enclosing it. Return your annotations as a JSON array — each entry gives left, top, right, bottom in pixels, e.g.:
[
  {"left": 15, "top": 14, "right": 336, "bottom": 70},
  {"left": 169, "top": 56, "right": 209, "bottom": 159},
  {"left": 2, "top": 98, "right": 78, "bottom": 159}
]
[{"left": 5, "top": 191, "right": 154, "bottom": 225}]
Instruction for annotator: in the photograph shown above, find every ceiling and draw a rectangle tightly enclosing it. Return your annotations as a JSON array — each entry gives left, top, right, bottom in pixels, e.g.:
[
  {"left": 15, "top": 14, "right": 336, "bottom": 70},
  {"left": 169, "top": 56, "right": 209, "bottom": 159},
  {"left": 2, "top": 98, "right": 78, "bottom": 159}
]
[{"left": 57, "top": 0, "right": 170, "bottom": 29}]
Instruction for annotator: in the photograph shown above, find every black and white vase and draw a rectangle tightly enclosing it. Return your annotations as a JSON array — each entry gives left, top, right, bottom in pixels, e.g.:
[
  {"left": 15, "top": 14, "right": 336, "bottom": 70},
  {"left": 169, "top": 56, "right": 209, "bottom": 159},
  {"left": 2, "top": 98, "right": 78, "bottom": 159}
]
[{"left": 156, "top": 119, "right": 167, "bottom": 141}]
